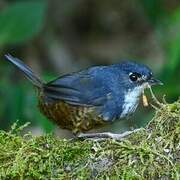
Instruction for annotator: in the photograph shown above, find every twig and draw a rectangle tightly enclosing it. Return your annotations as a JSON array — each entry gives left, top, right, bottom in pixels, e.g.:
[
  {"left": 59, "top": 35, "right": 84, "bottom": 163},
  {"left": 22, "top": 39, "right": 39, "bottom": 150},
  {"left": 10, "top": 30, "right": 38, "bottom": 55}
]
[{"left": 148, "top": 85, "right": 164, "bottom": 107}]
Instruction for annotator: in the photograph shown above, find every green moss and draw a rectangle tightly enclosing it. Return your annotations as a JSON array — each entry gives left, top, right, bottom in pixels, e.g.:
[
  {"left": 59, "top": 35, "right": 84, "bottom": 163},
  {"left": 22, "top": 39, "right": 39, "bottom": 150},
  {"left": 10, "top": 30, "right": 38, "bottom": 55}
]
[{"left": 0, "top": 101, "right": 180, "bottom": 179}]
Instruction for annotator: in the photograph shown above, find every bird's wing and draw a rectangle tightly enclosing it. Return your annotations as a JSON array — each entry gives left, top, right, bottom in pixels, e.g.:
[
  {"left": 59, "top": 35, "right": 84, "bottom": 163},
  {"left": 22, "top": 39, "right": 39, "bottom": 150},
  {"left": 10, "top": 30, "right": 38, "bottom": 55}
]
[{"left": 43, "top": 70, "right": 110, "bottom": 107}]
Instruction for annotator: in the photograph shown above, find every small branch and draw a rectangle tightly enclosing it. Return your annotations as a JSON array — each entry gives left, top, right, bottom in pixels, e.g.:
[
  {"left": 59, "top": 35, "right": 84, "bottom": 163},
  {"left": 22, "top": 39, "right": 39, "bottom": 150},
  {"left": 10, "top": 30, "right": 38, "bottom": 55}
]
[{"left": 148, "top": 85, "right": 164, "bottom": 107}]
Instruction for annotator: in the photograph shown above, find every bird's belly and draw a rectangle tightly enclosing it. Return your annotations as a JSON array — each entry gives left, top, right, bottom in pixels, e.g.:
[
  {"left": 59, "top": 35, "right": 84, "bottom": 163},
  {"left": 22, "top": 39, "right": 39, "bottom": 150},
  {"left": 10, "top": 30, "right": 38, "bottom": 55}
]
[{"left": 38, "top": 99, "right": 105, "bottom": 134}]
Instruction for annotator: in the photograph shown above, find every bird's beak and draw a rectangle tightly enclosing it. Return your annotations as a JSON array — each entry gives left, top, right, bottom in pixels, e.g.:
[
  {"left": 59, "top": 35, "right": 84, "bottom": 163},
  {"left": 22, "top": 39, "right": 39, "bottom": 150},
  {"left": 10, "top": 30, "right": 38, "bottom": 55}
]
[{"left": 148, "top": 78, "right": 163, "bottom": 86}]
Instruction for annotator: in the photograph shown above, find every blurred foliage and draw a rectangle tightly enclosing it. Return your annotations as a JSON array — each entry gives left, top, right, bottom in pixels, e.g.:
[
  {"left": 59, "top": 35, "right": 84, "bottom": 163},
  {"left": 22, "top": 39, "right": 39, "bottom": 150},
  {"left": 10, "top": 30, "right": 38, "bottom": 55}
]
[
  {"left": 0, "top": 0, "right": 53, "bottom": 132},
  {"left": 141, "top": 0, "right": 180, "bottom": 100},
  {"left": 0, "top": 1, "right": 47, "bottom": 46},
  {"left": 0, "top": 63, "right": 54, "bottom": 132},
  {"left": 0, "top": 0, "right": 179, "bottom": 134}
]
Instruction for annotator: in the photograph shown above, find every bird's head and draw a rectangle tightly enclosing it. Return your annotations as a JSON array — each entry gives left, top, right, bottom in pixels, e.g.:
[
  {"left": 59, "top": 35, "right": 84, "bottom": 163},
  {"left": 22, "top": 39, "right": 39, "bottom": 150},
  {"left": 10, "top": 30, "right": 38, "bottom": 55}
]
[
  {"left": 110, "top": 61, "right": 163, "bottom": 118},
  {"left": 116, "top": 61, "right": 163, "bottom": 91}
]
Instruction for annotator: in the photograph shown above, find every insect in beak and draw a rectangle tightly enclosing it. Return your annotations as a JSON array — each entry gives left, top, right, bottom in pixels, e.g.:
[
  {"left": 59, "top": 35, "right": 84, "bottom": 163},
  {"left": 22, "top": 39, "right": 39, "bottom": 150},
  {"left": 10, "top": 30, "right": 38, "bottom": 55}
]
[{"left": 142, "top": 93, "right": 149, "bottom": 107}]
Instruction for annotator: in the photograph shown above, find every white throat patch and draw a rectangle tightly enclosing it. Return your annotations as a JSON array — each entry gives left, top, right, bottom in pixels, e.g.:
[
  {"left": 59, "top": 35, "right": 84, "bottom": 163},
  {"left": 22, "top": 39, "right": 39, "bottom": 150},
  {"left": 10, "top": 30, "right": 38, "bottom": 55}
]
[{"left": 120, "top": 86, "right": 145, "bottom": 118}]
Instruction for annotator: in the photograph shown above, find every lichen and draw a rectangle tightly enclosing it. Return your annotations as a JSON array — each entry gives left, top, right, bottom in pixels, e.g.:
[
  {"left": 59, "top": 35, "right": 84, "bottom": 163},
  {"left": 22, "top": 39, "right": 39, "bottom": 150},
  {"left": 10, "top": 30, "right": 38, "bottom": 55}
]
[{"left": 0, "top": 101, "right": 179, "bottom": 179}]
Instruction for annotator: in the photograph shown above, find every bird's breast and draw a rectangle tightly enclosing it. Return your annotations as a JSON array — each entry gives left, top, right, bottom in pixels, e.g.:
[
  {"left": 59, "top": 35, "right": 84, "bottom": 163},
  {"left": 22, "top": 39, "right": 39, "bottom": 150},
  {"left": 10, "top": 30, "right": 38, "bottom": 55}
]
[{"left": 120, "top": 86, "right": 143, "bottom": 118}]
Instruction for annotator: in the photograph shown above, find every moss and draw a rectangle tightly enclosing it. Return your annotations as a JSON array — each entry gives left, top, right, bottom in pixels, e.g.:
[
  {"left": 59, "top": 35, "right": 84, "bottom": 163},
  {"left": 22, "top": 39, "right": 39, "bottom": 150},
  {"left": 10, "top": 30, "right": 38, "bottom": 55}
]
[{"left": 0, "top": 101, "right": 180, "bottom": 179}]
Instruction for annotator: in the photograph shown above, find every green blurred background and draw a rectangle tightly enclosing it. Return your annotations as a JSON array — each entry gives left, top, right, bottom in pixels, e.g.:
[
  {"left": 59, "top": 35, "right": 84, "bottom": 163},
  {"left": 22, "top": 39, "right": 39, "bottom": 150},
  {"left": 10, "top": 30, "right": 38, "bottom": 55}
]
[{"left": 0, "top": 0, "right": 179, "bottom": 135}]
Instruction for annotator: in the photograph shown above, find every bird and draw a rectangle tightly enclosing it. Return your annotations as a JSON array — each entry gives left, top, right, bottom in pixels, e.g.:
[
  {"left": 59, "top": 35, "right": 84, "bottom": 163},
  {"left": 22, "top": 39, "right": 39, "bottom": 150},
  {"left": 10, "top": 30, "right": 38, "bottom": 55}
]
[{"left": 4, "top": 54, "right": 162, "bottom": 139}]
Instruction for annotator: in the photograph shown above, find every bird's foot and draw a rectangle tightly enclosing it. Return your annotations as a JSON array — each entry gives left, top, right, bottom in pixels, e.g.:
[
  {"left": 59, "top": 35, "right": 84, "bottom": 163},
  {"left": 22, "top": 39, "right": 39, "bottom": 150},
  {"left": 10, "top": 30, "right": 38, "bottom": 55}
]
[{"left": 78, "top": 128, "right": 142, "bottom": 141}]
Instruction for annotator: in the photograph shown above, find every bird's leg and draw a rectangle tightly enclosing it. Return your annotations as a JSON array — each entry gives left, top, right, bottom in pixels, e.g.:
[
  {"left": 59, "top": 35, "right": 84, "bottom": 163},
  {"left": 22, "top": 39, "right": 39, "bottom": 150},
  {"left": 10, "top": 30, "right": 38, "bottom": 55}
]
[{"left": 78, "top": 128, "right": 141, "bottom": 141}]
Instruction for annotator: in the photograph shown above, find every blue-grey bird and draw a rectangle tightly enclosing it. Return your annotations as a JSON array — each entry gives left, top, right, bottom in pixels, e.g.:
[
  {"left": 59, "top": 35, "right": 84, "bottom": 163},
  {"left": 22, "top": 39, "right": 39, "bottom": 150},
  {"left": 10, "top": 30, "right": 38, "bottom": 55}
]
[{"left": 4, "top": 54, "right": 162, "bottom": 137}]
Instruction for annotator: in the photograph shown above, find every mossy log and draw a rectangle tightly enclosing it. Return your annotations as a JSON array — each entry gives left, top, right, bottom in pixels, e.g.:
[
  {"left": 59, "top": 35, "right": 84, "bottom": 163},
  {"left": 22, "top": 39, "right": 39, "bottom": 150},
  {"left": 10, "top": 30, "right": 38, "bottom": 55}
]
[{"left": 0, "top": 101, "right": 179, "bottom": 179}]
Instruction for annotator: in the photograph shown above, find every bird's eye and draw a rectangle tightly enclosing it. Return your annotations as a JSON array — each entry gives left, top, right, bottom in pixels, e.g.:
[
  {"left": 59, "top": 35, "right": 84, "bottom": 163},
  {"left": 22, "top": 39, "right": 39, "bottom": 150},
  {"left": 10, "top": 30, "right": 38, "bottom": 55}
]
[{"left": 129, "top": 72, "right": 141, "bottom": 82}]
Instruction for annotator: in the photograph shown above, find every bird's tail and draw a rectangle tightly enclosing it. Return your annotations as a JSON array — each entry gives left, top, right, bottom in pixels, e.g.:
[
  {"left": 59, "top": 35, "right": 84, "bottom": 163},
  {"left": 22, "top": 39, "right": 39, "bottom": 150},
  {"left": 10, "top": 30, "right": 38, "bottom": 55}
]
[{"left": 5, "top": 54, "right": 43, "bottom": 88}]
